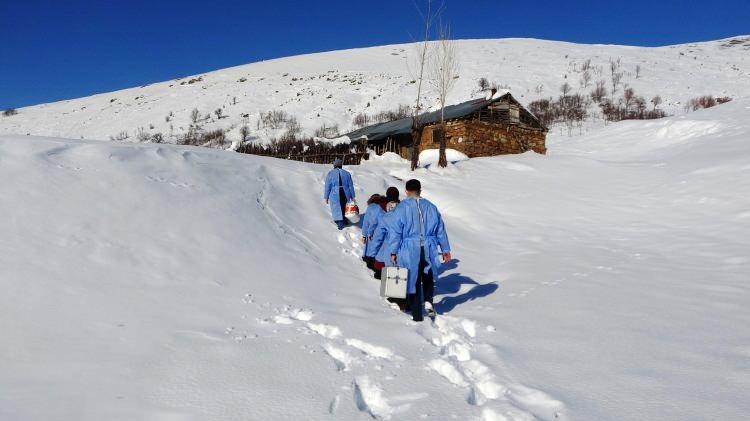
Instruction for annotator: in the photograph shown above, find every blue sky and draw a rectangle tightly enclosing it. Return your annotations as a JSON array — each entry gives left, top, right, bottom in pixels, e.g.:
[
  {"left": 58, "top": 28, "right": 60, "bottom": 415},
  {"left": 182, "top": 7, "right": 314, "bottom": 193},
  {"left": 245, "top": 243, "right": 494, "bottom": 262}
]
[{"left": 1, "top": 0, "right": 748, "bottom": 109}]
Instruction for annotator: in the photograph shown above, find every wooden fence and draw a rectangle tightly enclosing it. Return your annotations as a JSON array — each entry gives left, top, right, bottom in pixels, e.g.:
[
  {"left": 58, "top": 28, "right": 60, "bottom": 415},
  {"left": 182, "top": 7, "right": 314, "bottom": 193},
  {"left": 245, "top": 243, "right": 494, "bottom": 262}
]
[{"left": 262, "top": 152, "right": 369, "bottom": 165}]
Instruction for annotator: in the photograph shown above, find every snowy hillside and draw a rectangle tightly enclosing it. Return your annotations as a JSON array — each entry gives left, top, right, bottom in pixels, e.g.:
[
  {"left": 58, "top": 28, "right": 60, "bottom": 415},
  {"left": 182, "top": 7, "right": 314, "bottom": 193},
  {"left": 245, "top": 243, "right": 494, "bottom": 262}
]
[
  {"left": 2, "top": 95, "right": 749, "bottom": 420},
  {"left": 1, "top": 37, "right": 750, "bottom": 144}
]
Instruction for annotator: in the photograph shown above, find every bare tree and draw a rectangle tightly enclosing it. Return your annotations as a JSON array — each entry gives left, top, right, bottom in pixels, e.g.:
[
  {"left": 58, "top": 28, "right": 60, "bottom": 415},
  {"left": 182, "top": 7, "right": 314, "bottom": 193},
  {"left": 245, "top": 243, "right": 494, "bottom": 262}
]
[
  {"left": 651, "top": 95, "right": 662, "bottom": 110},
  {"left": 635, "top": 64, "right": 642, "bottom": 79},
  {"left": 581, "top": 59, "right": 592, "bottom": 72},
  {"left": 623, "top": 87, "right": 635, "bottom": 112},
  {"left": 239, "top": 125, "right": 250, "bottom": 143},
  {"left": 580, "top": 69, "right": 592, "bottom": 88},
  {"left": 429, "top": 23, "right": 459, "bottom": 168},
  {"left": 560, "top": 82, "right": 571, "bottom": 98},
  {"left": 591, "top": 80, "right": 607, "bottom": 103},
  {"left": 477, "top": 77, "right": 490, "bottom": 92},
  {"left": 609, "top": 58, "right": 623, "bottom": 97},
  {"left": 634, "top": 96, "right": 647, "bottom": 118},
  {"left": 407, "top": 0, "right": 441, "bottom": 170},
  {"left": 190, "top": 108, "right": 200, "bottom": 124}
]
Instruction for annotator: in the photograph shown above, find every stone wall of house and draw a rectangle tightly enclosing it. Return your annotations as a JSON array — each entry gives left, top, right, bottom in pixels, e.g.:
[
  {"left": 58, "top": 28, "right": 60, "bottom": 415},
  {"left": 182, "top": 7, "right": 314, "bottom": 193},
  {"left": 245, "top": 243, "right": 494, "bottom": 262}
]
[{"left": 414, "top": 120, "right": 547, "bottom": 158}]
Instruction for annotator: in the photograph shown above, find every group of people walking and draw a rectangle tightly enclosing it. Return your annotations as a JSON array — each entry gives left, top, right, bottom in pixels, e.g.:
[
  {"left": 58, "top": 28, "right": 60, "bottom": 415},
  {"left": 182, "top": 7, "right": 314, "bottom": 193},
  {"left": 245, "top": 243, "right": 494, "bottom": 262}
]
[{"left": 324, "top": 159, "right": 452, "bottom": 322}]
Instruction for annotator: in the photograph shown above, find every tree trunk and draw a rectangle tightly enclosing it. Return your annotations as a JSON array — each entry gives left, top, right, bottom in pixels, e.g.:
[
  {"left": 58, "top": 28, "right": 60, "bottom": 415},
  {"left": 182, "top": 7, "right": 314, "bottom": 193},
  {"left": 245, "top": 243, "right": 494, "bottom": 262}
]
[
  {"left": 438, "top": 122, "right": 447, "bottom": 167},
  {"left": 410, "top": 119, "right": 421, "bottom": 171}
]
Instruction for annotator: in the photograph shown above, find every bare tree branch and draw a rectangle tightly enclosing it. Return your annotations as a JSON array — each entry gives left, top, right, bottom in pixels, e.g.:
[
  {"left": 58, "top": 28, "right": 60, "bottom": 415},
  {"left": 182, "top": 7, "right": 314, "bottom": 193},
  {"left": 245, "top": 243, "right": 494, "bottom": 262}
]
[
  {"left": 428, "top": 23, "right": 459, "bottom": 167},
  {"left": 408, "top": 0, "right": 440, "bottom": 170}
]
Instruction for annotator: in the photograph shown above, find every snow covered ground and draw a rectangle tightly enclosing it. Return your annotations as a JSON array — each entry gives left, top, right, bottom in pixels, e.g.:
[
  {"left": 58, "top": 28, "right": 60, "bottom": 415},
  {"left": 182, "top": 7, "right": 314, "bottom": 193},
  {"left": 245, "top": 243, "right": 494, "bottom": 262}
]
[
  {"left": 2, "top": 94, "right": 748, "bottom": 420},
  {"left": 1, "top": 36, "right": 749, "bottom": 144}
]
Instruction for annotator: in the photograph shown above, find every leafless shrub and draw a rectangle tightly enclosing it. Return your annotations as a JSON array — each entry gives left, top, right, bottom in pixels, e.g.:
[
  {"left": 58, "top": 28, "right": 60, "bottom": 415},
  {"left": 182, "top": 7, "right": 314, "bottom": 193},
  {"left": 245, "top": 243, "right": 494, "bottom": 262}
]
[
  {"left": 259, "top": 110, "right": 289, "bottom": 129},
  {"left": 581, "top": 59, "right": 592, "bottom": 72},
  {"left": 284, "top": 116, "right": 301, "bottom": 138},
  {"left": 136, "top": 127, "right": 150, "bottom": 142},
  {"left": 478, "top": 77, "right": 490, "bottom": 92},
  {"left": 214, "top": 108, "right": 223, "bottom": 119},
  {"left": 353, "top": 113, "right": 370, "bottom": 128},
  {"left": 623, "top": 87, "right": 636, "bottom": 112},
  {"left": 237, "top": 136, "right": 360, "bottom": 161},
  {"left": 314, "top": 124, "right": 340, "bottom": 138},
  {"left": 178, "top": 127, "right": 226, "bottom": 147},
  {"left": 580, "top": 69, "right": 592, "bottom": 88},
  {"left": 353, "top": 104, "right": 411, "bottom": 129},
  {"left": 203, "top": 129, "right": 226, "bottom": 147},
  {"left": 651, "top": 95, "right": 662, "bottom": 109},
  {"left": 528, "top": 99, "right": 555, "bottom": 126},
  {"left": 239, "top": 125, "right": 251, "bottom": 143},
  {"left": 529, "top": 93, "right": 588, "bottom": 128},
  {"left": 685, "top": 95, "right": 718, "bottom": 112},
  {"left": 560, "top": 82, "right": 571, "bottom": 97},
  {"left": 151, "top": 133, "right": 164, "bottom": 143},
  {"left": 190, "top": 108, "right": 200, "bottom": 124},
  {"left": 590, "top": 80, "right": 608, "bottom": 103},
  {"left": 601, "top": 89, "right": 667, "bottom": 122},
  {"left": 716, "top": 96, "right": 732, "bottom": 104},
  {"left": 373, "top": 104, "right": 411, "bottom": 122},
  {"left": 110, "top": 131, "right": 129, "bottom": 141},
  {"left": 178, "top": 126, "right": 201, "bottom": 146},
  {"left": 2, "top": 108, "right": 18, "bottom": 117},
  {"left": 610, "top": 58, "right": 623, "bottom": 96},
  {"left": 560, "top": 93, "right": 589, "bottom": 125}
]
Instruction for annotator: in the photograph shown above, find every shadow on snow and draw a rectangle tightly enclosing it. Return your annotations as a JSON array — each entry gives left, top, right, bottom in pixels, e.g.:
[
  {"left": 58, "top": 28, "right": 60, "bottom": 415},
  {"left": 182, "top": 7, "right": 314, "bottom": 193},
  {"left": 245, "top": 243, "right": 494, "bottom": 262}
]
[{"left": 434, "top": 259, "right": 499, "bottom": 314}]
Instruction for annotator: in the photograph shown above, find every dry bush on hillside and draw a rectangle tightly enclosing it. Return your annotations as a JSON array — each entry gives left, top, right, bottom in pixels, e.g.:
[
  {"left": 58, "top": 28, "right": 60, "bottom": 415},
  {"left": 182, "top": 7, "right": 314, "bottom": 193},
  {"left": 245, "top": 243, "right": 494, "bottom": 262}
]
[
  {"left": 685, "top": 95, "right": 722, "bottom": 112},
  {"left": 259, "top": 110, "right": 290, "bottom": 129}
]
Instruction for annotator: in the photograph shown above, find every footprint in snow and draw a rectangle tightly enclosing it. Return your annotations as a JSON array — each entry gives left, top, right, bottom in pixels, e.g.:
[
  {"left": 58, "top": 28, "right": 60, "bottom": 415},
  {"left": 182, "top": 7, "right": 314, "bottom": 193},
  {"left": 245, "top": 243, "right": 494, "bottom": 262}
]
[
  {"left": 307, "top": 322, "right": 342, "bottom": 339},
  {"left": 259, "top": 306, "right": 315, "bottom": 325},
  {"left": 352, "top": 376, "right": 424, "bottom": 420},
  {"left": 421, "top": 316, "right": 567, "bottom": 419},
  {"left": 345, "top": 338, "right": 399, "bottom": 360},
  {"left": 322, "top": 343, "right": 357, "bottom": 371}
]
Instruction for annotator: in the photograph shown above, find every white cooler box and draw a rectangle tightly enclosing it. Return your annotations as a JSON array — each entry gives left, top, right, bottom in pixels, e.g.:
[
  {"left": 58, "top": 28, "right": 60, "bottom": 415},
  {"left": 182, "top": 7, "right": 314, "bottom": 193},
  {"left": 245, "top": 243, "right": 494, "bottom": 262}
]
[{"left": 380, "top": 267, "right": 408, "bottom": 299}]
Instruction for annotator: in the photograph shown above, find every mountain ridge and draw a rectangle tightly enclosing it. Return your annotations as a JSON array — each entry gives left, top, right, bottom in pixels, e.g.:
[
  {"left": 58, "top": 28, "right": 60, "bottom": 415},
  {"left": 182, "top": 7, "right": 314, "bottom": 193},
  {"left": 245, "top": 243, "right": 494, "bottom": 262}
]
[{"left": 2, "top": 36, "right": 749, "bottom": 146}]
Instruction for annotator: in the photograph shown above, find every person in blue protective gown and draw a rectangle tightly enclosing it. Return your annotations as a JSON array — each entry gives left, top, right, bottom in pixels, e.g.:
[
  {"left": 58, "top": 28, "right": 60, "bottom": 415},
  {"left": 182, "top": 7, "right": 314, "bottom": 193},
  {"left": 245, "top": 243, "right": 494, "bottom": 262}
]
[
  {"left": 361, "top": 194, "right": 385, "bottom": 268},
  {"left": 368, "top": 196, "right": 397, "bottom": 274},
  {"left": 368, "top": 187, "right": 400, "bottom": 276},
  {"left": 386, "top": 179, "right": 451, "bottom": 321},
  {"left": 323, "top": 159, "right": 356, "bottom": 230}
]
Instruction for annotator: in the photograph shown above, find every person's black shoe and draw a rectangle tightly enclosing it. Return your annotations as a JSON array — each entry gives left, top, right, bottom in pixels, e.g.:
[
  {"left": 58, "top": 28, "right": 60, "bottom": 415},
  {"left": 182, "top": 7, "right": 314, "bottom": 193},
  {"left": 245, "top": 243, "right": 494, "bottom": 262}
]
[{"left": 424, "top": 302, "right": 436, "bottom": 319}]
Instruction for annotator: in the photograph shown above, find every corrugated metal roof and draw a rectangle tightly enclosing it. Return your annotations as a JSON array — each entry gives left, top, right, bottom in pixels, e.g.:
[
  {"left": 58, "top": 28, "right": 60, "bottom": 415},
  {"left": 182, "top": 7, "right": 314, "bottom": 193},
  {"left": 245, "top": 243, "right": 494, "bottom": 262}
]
[
  {"left": 343, "top": 97, "right": 491, "bottom": 142},
  {"left": 341, "top": 92, "right": 541, "bottom": 143}
]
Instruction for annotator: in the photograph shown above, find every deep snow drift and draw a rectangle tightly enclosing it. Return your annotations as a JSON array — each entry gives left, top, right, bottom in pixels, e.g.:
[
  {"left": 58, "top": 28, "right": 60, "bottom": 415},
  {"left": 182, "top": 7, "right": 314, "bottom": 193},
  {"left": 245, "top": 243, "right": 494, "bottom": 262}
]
[
  {"left": 1, "top": 36, "right": 749, "bottom": 144},
  {"left": 1, "top": 99, "right": 749, "bottom": 421}
]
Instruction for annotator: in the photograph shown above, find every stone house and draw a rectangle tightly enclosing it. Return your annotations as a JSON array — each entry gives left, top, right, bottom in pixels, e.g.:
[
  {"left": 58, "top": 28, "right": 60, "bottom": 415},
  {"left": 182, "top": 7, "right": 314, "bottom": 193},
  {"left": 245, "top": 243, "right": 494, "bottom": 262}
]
[{"left": 343, "top": 91, "right": 548, "bottom": 161}]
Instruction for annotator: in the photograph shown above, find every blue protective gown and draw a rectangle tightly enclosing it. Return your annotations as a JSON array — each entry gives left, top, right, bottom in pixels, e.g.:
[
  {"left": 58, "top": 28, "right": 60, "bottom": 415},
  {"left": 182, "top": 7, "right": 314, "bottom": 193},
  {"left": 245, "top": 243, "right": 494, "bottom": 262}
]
[
  {"left": 361, "top": 203, "right": 384, "bottom": 257},
  {"left": 386, "top": 197, "right": 451, "bottom": 294},
  {"left": 323, "top": 168, "right": 355, "bottom": 221},
  {"left": 370, "top": 211, "right": 394, "bottom": 264}
]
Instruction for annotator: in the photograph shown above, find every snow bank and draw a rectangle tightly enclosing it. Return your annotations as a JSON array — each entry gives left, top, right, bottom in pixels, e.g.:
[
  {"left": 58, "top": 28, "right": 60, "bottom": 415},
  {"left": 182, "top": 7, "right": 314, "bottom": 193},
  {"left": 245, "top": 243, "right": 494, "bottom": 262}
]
[
  {"left": 362, "top": 151, "right": 408, "bottom": 164},
  {"left": 419, "top": 148, "right": 469, "bottom": 167}
]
